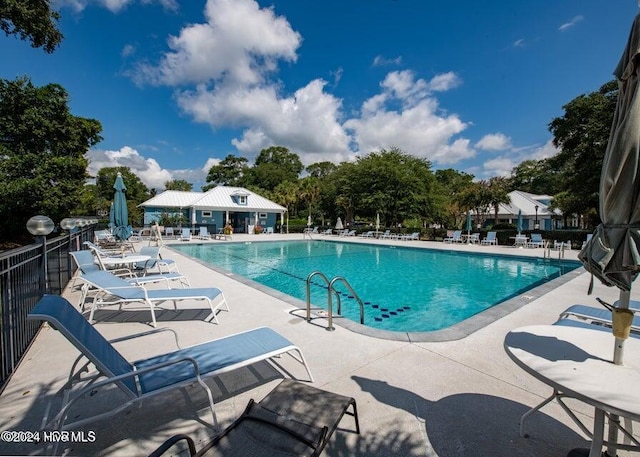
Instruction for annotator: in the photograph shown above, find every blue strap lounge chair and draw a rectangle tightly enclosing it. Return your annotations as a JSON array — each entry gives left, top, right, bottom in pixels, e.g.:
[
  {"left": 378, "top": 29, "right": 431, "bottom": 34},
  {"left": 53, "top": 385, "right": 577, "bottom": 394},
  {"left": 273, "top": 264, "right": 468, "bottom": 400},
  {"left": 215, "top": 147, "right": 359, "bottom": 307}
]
[
  {"left": 559, "top": 304, "right": 640, "bottom": 332},
  {"left": 181, "top": 228, "right": 192, "bottom": 241},
  {"left": 481, "top": 231, "right": 497, "bottom": 245},
  {"left": 79, "top": 270, "right": 229, "bottom": 327},
  {"left": 27, "top": 295, "right": 314, "bottom": 435},
  {"left": 527, "top": 233, "right": 545, "bottom": 248},
  {"left": 443, "top": 230, "right": 462, "bottom": 243},
  {"left": 198, "top": 226, "right": 210, "bottom": 240}
]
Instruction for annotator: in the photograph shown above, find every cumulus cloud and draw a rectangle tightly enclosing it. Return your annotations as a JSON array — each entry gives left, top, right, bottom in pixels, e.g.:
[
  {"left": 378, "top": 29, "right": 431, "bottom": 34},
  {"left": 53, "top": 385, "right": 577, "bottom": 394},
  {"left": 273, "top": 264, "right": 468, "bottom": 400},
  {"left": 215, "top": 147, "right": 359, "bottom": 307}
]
[
  {"left": 477, "top": 139, "right": 560, "bottom": 178},
  {"left": 559, "top": 15, "right": 584, "bottom": 32},
  {"left": 86, "top": 146, "right": 174, "bottom": 189},
  {"left": 133, "top": 0, "right": 301, "bottom": 87},
  {"left": 344, "top": 70, "right": 472, "bottom": 163},
  {"left": 475, "top": 133, "right": 512, "bottom": 151},
  {"left": 126, "top": 0, "right": 475, "bottom": 167}
]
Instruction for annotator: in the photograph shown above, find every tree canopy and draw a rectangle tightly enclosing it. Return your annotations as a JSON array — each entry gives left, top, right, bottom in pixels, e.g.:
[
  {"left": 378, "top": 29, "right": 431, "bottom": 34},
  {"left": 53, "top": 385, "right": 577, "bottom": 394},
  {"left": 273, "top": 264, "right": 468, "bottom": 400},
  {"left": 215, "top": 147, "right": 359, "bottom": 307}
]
[
  {"left": 0, "top": 0, "right": 63, "bottom": 53},
  {"left": 0, "top": 77, "right": 102, "bottom": 241}
]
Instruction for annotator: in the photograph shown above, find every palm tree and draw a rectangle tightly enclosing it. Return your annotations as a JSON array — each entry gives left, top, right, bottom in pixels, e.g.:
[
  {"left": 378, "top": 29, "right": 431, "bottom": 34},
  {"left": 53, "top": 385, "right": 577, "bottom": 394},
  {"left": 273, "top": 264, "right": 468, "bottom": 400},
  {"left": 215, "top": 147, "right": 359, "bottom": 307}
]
[{"left": 487, "top": 177, "right": 511, "bottom": 227}]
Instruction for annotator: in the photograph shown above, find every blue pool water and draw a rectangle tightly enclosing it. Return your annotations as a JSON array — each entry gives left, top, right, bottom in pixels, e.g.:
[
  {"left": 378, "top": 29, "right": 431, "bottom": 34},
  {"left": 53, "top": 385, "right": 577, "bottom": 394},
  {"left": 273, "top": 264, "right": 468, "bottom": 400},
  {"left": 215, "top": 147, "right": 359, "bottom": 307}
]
[{"left": 173, "top": 240, "right": 580, "bottom": 333}]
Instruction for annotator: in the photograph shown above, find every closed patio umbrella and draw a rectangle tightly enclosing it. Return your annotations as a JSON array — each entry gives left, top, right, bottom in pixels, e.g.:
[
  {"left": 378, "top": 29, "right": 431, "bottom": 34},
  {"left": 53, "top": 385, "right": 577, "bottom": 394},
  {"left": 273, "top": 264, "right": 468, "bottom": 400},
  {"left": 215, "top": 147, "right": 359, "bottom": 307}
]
[
  {"left": 466, "top": 212, "right": 472, "bottom": 236},
  {"left": 578, "top": 12, "right": 640, "bottom": 456},
  {"left": 108, "top": 202, "right": 115, "bottom": 232},
  {"left": 111, "top": 172, "right": 132, "bottom": 241},
  {"left": 335, "top": 217, "right": 343, "bottom": 231},
  {"left": 517, "top": 210, "right": 523, "bottom": 235}
]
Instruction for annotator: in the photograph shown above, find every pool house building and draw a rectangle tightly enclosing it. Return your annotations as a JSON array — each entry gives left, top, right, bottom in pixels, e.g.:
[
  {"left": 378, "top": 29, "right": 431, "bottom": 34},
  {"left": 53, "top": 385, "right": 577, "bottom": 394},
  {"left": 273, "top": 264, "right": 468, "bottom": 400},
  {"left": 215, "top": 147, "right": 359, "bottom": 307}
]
[{"left": 139, "top": 186, "right": 287, "bottom": 234}]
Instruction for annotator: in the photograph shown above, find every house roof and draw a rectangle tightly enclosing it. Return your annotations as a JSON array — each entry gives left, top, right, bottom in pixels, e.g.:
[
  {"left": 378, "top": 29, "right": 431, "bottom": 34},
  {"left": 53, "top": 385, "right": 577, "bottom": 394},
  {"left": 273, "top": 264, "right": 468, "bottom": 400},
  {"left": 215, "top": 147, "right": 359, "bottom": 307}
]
[
  {"left": 498, "top": 190, "right": 560, "bottom": 217},
  {"left": 139, "top": 186, "right": 286, "bottom": 212}
]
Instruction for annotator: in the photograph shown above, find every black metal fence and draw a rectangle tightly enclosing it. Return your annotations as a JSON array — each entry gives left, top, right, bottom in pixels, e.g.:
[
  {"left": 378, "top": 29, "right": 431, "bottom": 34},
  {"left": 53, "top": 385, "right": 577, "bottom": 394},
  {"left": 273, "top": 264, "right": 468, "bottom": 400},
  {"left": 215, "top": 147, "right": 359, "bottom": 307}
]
[{"left": 0, "top": 227, "right": 95, "bottom": 392}]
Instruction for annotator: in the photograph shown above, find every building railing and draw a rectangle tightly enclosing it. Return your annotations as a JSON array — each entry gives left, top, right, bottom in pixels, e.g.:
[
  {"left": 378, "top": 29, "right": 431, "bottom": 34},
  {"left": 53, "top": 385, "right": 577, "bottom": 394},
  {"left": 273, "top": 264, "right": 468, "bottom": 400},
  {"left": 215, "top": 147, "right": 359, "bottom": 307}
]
[{"left": 0, "top": 226, "right": 95, "bottom": 392}]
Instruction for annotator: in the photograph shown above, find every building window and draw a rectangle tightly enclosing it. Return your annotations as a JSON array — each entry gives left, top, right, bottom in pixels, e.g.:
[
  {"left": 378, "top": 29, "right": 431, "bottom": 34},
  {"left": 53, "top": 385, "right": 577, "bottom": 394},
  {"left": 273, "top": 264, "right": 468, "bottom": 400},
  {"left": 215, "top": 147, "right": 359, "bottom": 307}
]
[
  {"left": 202, "top": 211, "right": 212, "bottom": 218},
  {"left": 259, "top": 212, "right": 267, "bottom": 219},
  {"left": 238, "top": 195, "right": 247, "bottom": 205}
]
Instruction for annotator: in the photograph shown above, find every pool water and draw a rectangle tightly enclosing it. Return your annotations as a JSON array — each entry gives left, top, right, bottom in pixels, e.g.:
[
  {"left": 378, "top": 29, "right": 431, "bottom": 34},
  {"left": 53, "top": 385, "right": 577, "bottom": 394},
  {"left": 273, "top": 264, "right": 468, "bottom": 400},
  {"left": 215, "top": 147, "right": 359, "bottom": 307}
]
[{"left": 173, "top": 240, "right": 581, "bottom": 333}]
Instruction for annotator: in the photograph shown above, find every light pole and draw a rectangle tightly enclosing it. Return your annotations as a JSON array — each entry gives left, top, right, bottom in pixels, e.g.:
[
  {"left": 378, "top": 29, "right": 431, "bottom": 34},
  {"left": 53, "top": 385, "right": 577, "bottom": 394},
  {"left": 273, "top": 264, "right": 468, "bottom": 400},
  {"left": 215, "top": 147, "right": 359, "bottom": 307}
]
[
  {"left": 26, "top": 215, "right": 55, "bottom": 297},
  {"left": 534, "top": 205, "right": 539, "bottom": 230}
]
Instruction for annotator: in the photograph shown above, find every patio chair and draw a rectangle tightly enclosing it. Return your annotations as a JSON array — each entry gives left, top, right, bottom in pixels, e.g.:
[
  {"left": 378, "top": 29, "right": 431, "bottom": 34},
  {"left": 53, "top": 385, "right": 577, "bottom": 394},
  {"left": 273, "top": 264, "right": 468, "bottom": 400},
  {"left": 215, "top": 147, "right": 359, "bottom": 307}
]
[
  {"left": 481, "top": 231, "right": 497, "bottom": 245},
  {"left": 27, "top": 295, "right": 314, "bottom": 435},
  {"left": 319, "top": 229, "right": 333, "bottom": 235},
  {"left": 443, "top": 230, "right": 462, "bottom": 243},
  {"left": 181, "top": 228, "right": 192, "bottom": 241},
  {"left": 150, "top": 379, "right": 359, "bottom": 457},
  {"left": 137, "top": 246, "right": 180, "bottom": 274},
  {"left": 359, "top": 231, "right": 374, "bottom": 238},
  {"left": 79, "top": 270, "right": 229, "bottom": 327},
  {"left": 558, "top": 304, "right": 640, "bottom": 333},
  {"left": 527, "top": 233, "right": 544, "bottom": 248},
  {"left": 199, "top": 226, "right": 211, "bottom": 240},
  {"left": 70, "top": 250, "right": 189, "bottom": 296},
  {"left": 399, "top": 232, "right": 419, "bottom": 241},
  {"left": 165, "top": 227, "right": 175, "bottom": 239},
  {"left": 553, "top": 240, "right": 571, "bottom": 250},
  {"left": 470, "top": 233, "right": 480, "bottom": 244}
]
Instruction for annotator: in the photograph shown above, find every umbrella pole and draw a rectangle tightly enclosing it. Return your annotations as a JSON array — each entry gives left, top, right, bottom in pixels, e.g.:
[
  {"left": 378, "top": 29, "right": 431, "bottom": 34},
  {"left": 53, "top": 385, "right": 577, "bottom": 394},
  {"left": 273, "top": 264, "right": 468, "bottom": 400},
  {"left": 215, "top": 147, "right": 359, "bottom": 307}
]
[{"left": 606, "top": 289, "right": 632, "bottom": 457}]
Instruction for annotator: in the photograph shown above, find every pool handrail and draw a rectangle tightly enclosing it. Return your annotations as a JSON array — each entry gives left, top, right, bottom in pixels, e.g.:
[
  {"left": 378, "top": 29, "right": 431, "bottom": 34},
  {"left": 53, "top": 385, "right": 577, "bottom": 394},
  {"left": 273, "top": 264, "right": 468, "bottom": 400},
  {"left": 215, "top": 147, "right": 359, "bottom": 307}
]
[{"left": 305, "top": 271, "right": 365, "bottom": 331}]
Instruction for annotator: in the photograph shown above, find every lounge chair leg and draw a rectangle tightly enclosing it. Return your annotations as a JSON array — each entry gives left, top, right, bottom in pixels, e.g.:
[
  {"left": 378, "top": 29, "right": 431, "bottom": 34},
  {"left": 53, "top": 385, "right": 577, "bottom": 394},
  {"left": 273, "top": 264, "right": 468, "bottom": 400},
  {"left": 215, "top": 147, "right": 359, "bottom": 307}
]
[{"left": 147, "top": 300, "right": 157, "bottom": 327}]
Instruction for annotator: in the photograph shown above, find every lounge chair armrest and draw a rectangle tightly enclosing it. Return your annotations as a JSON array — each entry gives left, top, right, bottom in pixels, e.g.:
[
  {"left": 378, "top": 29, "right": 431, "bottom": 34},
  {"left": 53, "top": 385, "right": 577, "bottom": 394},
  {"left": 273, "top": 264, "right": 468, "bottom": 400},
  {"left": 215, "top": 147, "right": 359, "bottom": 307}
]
[
  {"left": 53, "top": 356, "right": 206, "bottom": 430},
  {"left": 149, "top": 434, "right": 196, "bottom": 457},
  {"left": 109, "top": 327, "right": 181, "bottom": 349}
]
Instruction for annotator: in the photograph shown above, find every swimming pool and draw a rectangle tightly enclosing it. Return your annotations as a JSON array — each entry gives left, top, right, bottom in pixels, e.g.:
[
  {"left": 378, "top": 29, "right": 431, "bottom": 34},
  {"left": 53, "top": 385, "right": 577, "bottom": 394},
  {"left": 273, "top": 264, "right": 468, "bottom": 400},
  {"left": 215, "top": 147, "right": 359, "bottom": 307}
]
[{"left": 172, "top": 240, "right": 581, "bottom": 334}]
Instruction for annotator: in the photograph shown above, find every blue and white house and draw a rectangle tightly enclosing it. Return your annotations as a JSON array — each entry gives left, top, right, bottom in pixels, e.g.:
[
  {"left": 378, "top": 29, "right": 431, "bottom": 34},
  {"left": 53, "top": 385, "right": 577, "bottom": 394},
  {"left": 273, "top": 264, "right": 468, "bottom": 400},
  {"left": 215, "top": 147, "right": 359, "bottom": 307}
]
[{"left": 139, "top": 186, "right": 287, "bottom": 234}]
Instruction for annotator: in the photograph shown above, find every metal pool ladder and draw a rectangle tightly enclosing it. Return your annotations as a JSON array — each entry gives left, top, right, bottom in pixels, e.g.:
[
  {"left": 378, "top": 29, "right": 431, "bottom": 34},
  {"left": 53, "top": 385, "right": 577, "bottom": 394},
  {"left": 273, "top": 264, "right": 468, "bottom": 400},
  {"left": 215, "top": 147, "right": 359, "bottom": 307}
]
[{"left": 305, "top": 271, "right": 365, "bottom": 331}]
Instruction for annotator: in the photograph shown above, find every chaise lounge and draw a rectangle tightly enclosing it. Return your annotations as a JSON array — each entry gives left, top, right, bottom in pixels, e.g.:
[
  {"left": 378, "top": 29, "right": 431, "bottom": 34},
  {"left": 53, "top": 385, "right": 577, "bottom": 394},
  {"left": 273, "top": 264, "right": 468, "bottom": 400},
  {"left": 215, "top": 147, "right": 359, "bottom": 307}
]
[
  {"left": 79, "top": 270, "right": 229, "bottom": 327},
  {"left": 28, "top": 295, "right": 314, "bottom": 434}
]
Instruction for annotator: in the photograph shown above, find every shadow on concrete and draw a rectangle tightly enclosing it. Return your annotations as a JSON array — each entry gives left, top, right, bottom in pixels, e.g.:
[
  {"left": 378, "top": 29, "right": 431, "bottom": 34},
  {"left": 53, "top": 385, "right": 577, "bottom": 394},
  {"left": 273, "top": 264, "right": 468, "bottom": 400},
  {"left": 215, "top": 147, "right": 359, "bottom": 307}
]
[{"left": 351, "top": 375, "right": 589, "bottom": 457}]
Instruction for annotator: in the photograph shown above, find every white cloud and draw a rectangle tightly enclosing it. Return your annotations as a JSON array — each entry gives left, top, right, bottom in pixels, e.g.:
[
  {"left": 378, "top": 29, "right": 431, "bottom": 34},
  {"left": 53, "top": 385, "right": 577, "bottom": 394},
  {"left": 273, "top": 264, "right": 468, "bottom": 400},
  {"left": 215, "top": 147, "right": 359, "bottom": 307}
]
[
  {"left": 513, "top": 38, "right": 525, "bottom": 47},
  {"left": 86, "top": 146, "right": 173, "bottom": 189},
  {"left": 559, "top": 15, "right": 584, "bottom": 32},
  {"left": 344, "top": 70, "right": 472, "bottom": 163},
  {"left": 121, "top": 44, "right": 136, "bottom": 57},
  {"left": 133, "top": 0, "right": 301, "bottom": 86},
  {"left": 475, "top": 133, "right": 512, "bottom": 151},
  {"left": 372, "top": 55, "right": 403, "bottom": 67},
  {"left": 55, "top": 0, "right": 177, "bottom": 13},
  {"left": 476, "top": 139, "right": 560, "bottom": 178},
  {"left": 129, "top": 0, "right": 473, "bottom": 166}
]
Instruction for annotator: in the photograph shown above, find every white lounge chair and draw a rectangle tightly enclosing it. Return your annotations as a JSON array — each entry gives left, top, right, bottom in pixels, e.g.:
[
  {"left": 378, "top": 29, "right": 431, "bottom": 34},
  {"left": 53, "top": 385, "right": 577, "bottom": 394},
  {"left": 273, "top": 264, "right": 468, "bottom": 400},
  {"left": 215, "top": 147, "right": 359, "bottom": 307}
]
[
  {"left": 319, "top": 229, "right": 333, "bottom": 235},
  {"left": 481, "top": 231, "right": 497, "bottom": 245},
  {"left": 27, "top": 295, "right": 313, "bottom": 436},
  {"left": 553, "top": 240, "right": 571, "bottom": 250},
  {"left": 359, "top": 231, "right": 374, "bottom": 238},
  {"left": 443, "top": 230, "right": 462, "bottom": 243},
  {"left": 528, "top": 233, "right": 544, "bottom": 248},
  {"left": 180, "top": 228, "right": 192, "bottom": 241},
  {"left": 400, "top": 232, "right": 420, "bottom": 241},
  {"left": 198, "top": 226, "right": 210, "bottom": 240},
  {"left": 79, "top": 270, "right": 229, "bottom": 327}
]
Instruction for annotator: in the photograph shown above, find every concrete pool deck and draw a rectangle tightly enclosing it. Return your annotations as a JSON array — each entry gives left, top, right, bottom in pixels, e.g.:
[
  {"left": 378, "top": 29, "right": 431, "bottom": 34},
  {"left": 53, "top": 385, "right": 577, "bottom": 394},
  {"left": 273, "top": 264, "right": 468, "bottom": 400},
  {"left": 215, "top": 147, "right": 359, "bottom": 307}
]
[{"left": 1, "top": 233, "right": 638, "bottom": 456}]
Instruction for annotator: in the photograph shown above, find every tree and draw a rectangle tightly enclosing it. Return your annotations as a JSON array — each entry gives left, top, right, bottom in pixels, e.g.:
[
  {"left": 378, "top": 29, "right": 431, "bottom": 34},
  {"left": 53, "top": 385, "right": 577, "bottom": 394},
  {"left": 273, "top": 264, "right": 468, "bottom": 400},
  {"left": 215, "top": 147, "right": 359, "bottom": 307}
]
[
  {"left": 306, "top": 161, "right": 337, "bottom": 178},
  {"left": 203, "top": 154, "right": 248, "bottom": 190},
  {"left": 0, "top": 77, "right": 102, "bottom": 241},
  {"left": 164, "top": 179, "right": 193, "bottom": 191},
  {"left": 486, "top": 176, "right": 511, "bottom": 226},
  {"left": 245, "top": 146, "right": 303, "bottom": 191},
  {"left": 434, "top": 168, "right": 475, "bottom": 228},
  {"left": 509, "top": 159, "right": 562, "bottom": 195},
  {"left": 95, "top": 167, "right": 149, "bottom": 226},
  {"left": 1, "top": 0, "right": 63, "bottom": 53},
  {"left": 548, "top": 80, "right": 617, "bottom": 227}
]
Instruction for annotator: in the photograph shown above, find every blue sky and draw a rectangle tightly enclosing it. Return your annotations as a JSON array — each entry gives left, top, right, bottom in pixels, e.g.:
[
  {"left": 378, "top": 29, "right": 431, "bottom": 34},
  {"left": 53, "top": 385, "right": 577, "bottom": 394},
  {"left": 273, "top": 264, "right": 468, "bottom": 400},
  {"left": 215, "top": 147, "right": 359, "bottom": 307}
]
[{"left": 2, "top": 0, "right": 637, "bottom": 190}]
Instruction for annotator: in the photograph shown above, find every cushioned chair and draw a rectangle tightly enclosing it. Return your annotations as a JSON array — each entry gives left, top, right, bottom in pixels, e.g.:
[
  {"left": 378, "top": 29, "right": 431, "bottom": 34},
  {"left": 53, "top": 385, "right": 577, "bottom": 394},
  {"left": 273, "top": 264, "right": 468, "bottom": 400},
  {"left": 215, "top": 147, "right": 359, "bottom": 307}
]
[
  {"left": 28, "top": 295, "right": 313, "bottom": 436},
  {"left": 150, "top": 379, "right": 358, "bottom": 457},
  {"left": 79, "top": 270, "right": 229, "bottom": 327}
]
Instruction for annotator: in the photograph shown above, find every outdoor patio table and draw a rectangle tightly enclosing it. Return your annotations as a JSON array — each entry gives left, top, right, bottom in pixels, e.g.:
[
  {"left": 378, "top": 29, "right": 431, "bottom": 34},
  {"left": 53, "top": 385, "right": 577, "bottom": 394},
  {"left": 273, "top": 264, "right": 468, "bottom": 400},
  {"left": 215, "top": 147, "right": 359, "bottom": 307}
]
[{"left": 504, "top": 324, "right": 640, "bottom": 457}]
